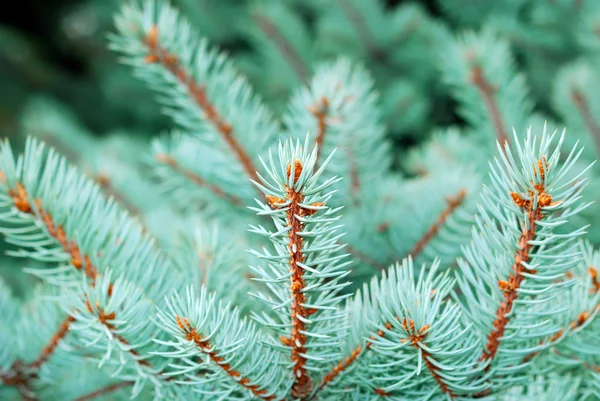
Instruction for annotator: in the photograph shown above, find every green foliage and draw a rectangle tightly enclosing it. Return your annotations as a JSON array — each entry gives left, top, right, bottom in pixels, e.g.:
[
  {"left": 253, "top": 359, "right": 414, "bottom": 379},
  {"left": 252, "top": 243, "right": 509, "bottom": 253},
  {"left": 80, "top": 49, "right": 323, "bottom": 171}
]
[{"left": 1, "top": 0, "right": 600, "bottom": 400}]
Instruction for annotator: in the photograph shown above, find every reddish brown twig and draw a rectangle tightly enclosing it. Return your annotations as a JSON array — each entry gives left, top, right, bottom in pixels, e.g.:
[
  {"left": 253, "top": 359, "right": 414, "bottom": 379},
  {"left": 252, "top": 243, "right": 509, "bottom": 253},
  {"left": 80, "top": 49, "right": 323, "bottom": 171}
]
[
  {"left": 143, "top": 26, "right": 259, "bottom": 184},
  {"left": 176, "top": 316, "right": 276, "bottom": 400},
  {"left": 253, "top": 14, "right": 310, "bottom": 83},
  {"left": 84, "top": 298, "right": 151, "bottom": 368},
  {"left": 471, "top": 65, "right": 509, "bottom": 147},
  {"left": 589, "top": 266, "right": 600, "bottom": 294},
  {"left": 337, "top": 0, "right": 387, "bottom": 63},
  {"left": 265, "top": 160, "right": 326, "bottom": 398},
  {"left": 27, "top": 315, "right": 75, "bottom": 370},
  {"left": 96, "top": 174, "right": 142, "bottom": 217},
  {"left": 8, "top": 183, "right": 98, "bottom": 283},
  {"left": 401, "top": 318, "right": 455, "bottom": 398},
  {"left": 572, "top": 89, "right": 600, "bottom": 157},
  {"left": 309, "top": 97, "right": 330, "bottom": 166},
  {"left": 481, "top": 159, "right": 553, "bottom": 364},
  {"left": 314, "top": 321, "right": 393, "bottom": 397},
  {"left": 1, "top": 361, "right": 37, "bottom": 401},
  {"left": 407, "top": 188, "right": 467, "bottom": 260},
  {"left": 73, "top": 381, "right": 133, "bottom": 401},
  {"left": 155, "top": 153, "right": 242, "bottom": 206}
]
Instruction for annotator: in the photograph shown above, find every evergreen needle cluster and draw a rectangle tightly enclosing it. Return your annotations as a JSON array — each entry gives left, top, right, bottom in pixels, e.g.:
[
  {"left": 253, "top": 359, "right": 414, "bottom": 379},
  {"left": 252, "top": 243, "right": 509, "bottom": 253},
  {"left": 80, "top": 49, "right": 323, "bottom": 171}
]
[{"left": 0, "top": 1, "right": 599, "bottom": 400}]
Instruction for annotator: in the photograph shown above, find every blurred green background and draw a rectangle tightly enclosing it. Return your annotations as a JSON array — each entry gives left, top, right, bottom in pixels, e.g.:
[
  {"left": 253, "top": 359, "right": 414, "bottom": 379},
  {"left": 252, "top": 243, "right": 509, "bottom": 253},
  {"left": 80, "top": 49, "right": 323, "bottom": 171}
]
[{"left": 0, "top": 0, "right": 447, "bottom": 145}]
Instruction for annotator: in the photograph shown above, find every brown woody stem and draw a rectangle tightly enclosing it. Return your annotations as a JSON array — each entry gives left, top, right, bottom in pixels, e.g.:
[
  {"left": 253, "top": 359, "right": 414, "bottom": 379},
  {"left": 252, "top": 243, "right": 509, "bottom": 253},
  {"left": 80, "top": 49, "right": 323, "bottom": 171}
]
[
  {"left": 27, "top": 315, "right": 75, "bottom": 370},
  {"left": 156, "top": 153, "right": 242, "bottom": 206},
  {"left": 176, "top": 316, "right": 276, "bottom": 400},
  {"left": 73, "top": 381, "right": 133, "bottom": 401},
  {"left": 253, "top": 14, "right": 310, "bottom": 83},
  {"left": 407, "top": 188, "right": 467, "bottom": 260},
  {"left": 96, "top": 174, "right": 142, "bottom": 217},
  {"left": 144, "top": 26, "right": 259, "bottom": 184},
  {"left": 571, "top": 89, "right": 600, "bottom": 156},
  {"left": 316, "top": 320, "right": 396, "bottom": 396},
  {"left": 85, "top": 300, "right": 151, "bottom": 368},
  {"left": 481, "top": 160, "right": 551, "bottom": 363},
  {"left": 471, "top": 65, "right": 509, "bottom": 147},
  {"left": 8, "top": 183, "right": 98, "bottom": 283},
  {"left": 402, "top": 318, "right": 455, "bottom": 398},
  {"left": 309, "top": 97, "right": 330, "bottom": 167}
]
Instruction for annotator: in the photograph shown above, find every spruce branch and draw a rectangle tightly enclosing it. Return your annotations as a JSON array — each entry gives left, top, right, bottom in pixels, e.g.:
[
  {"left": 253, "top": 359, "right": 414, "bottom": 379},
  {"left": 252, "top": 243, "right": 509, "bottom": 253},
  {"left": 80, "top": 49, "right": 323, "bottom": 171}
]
[
  {"left": 481, "top": 157, "right": 552, "bottom": 364},
  {"left": 309, "top": 97, "right": 330, "bottom": 167},
  {"left": 153, "top": 287, "right": 285, "bottom": 400},
  {"left": 324, "top": 258, "right": 485, "bottom": 398},
  {"left": 26, "top": 315, "right": 75, "bottom": 371},
  {"left": 407, "top": 188, "right": 467, "bottom": 260},
  {"left": 252, "top": 12, "right": 311, "bottom": 84},
  {"left": 470, "top": 65, "right": 509, "bottom": 146},
  {"left": 155, "top": 152, "right": 242, "bottom": 206},
  {"left": 284, "top": 59, "right": 390, "bottom": 201},
  {"left": 456, "top": 126, "right": 592, "bottom": 392},
  {"left": 570, "top": 89, "right": 600, "bottom": 156},
  {"left": 442, "top": 30, "right": 532, "bottom": 149},
  {"left": 249, "top": 137, "right": 352, "bottom": 398},
  {"left": 174, "top": 316, "right": 276, "bottom": 401},
  {"left": 5, "top": 182, "right": 99, "bottom": 283},
  {"left": 73, "top": 381, "right": 133, "bottom": 401},
  {"left": 336, "top": 0, "right": 387, "bottom": 63},
  {"left": 111, "top": 1, "right": 280, "bottom": 197},
  {"left": 141, "top": 24, "right": 259, "bottom": 183}
]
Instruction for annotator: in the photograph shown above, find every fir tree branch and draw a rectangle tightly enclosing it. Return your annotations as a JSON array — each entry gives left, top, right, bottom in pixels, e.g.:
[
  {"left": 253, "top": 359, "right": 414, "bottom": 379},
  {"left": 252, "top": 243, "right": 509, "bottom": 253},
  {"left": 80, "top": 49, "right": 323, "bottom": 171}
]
[
  {"left": 401, "top": 318, "right": 456, "bottom": 398},
  {"left": 336, "top": 0, "right": 387, "bottom": 62},
  {"left": 345, "top": 146, "right": 361, "bottom": 205},
  {"left": 481, "top": 159, "right": 552, "bottom": 363},
  {"left": 470, "top": 65, "right": 509, "bottom": 146},
  {"left": 522, "top": 268, "right": 600, "bottom": 364},
  {"left": 7, "top": 182, "right": 99, "bottom": 282},
  {"left": 570, "top": 89, "right": 600, "bottom": 156},
  {"left": 1, "top": 361, "right": 37, "bottom": 401},
  {"left": 267, "top": 159, "right": 318, "bottom": 398},
  {"left": 175, "top": 315, "right": 276, "bottom": 400},
  {"left": 253, "top": 13, "right": 310, "bottom": 83},
  {"left": 308, "top": 97, "right": 330, "bottom": 166},
  {"left": 155, "top": 153, "right": 242, "bottom": 206},
  {"left": 83, "top": 297, "right": 152, "bottom": 368},
  {"left": 589, "top": 266, "right": 600, "bottom": 293},
  {"left": 95, "top": 174, "right": 142, "bottom": 217},
  {"left": 142, "top": 25, "right": 260, "bottom": 184},
  {"left": 407, "top": 188, "right": 467, "bottom": 260},
  {"left": 27, "top": 315, "right": 75, "bottom": 370},
  {"left": 316, "top": 321, "right": 392, "bottom": 395},
  {"left": 72, "top": 381, "right": 133, "bottom": 401}
]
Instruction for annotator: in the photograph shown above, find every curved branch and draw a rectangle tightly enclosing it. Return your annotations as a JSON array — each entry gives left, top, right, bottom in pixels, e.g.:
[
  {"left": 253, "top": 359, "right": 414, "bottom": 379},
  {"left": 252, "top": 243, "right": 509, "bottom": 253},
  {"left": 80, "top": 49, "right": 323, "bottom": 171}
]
[
  {"left": 8, "top": 182, "right": 98, "bottom": 282},
  {"left": 471, "top": 65, "right": 509, "bottom": 146},
  {"left": 155, "top": 153, "right": 242, "bottom": 206},
  {"left": 73, "top": 381, "right": 133, "bottom": 401},
  {"left": 144, "top": 26, "right": 259, "bottom": 184},
  {"left": 407, "top": 188, "right": 467, "bottom": 260},
  {"left": 481, "top": 159, "right": 552, "bottom": 363},
  {"left": 401, "top": 318, "right": 455, "bottom": 398},
  {"left": 176, "top": 316, "right": 276, "bottom": 400},
  {"left": 571, "top": 89, "right": 600, "bottom": 156},
  {"left": 253, "top": 13, "right": 310, "bottom": 83},
  {"left": 27, "top": 315, "right": 75, "bottom": 370}
]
